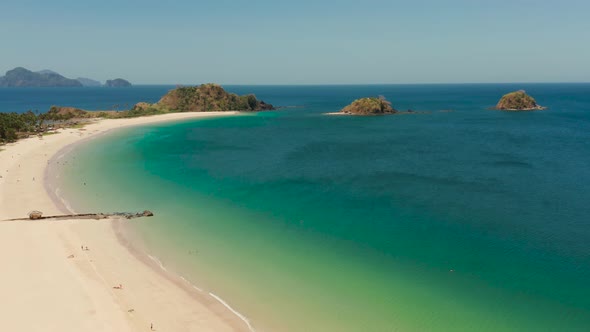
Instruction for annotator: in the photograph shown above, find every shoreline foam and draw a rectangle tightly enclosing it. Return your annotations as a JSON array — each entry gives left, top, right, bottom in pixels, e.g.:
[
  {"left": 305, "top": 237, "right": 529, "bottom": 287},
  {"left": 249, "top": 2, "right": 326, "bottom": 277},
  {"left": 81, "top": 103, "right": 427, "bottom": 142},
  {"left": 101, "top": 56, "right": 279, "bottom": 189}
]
[{"left": 0, "top": 111, "right": 254, "bottom": 332}]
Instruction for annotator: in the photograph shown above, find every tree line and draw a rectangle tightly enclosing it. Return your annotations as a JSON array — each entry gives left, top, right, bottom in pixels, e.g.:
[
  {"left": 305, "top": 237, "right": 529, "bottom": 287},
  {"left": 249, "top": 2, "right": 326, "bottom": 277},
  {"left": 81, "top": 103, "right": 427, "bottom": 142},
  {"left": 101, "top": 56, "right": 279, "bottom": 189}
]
[
  {"left": 0, "top": 109, "right": 80, "bottom": 143},
  {"left": 0, "top": 111, "right": 41, "bottom": 143}
]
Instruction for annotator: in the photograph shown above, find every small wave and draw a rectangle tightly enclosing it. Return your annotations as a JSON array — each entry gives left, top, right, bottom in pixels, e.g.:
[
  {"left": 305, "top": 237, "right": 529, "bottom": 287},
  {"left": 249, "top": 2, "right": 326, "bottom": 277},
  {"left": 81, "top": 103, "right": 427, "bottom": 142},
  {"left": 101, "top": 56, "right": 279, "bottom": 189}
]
[
  {"left": 54, "top": 187, "right": 75, "bottom": 214},
  {"left": 209, "top": 292, "right": 256, "bottom": 332},
  {"left": 147, "top": 254, "right": 168, "bottom": 272},
  {"left": 144, "top": 255, "right": 252, "bottom": 330},
  {"left": 176, "top": 275, "right": 204, "bottom": 293}
]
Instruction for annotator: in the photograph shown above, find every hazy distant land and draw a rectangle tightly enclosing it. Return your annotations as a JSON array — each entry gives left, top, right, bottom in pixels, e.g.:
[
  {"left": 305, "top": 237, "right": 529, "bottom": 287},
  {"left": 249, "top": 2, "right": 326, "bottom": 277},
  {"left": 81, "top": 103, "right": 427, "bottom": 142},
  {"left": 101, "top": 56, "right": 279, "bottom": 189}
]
[{"left": 0, "top": 67, "right": 132, "bottom": 88}]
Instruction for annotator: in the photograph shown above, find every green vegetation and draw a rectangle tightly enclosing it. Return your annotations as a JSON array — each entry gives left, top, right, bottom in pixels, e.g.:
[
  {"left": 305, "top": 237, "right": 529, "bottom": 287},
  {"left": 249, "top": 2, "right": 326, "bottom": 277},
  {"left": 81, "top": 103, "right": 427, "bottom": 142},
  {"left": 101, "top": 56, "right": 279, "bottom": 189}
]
[
  {"left": 1, "top": 83, "right": 274, "bottom": 146},
  {"left": 155, "top": 84, "right": 274, "bottom": 112},
  {"left": 1, "top": 107, "right": 100, "bottom": 144},
  {"left": 42, "top": 106, "right": 91, "bottom": 121},
  {"left": 68, "top": 123, "right": 88, "bottom": 129},
  {"left": 92, "top": 84, "right": 273, "bottom": 117},
  {"left": 495, "top": 90, "right": 544, "bottom": 110},
  {"left": 341, "top": 96, "right": 396, "bottom": 115},
  {"left": 41, "top": 105, "right": 167, "bottom": 121},
  {"left": 0, "top": 111, "right": 41, "bottom": 143},
  {"left": 116, "top": 106, "right": 166, "bottom": 118}
]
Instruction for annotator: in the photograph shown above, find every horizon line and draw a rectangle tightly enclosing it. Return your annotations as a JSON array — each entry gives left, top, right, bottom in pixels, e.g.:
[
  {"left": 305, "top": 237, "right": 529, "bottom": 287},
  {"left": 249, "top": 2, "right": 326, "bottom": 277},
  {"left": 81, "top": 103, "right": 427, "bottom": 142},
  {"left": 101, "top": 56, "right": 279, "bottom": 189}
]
[
  {"left": 1, "top": 82, "right": 589, "bottom": 87},
  {"left": 73, "top": 81, "right": 590, "bottom": 86}
]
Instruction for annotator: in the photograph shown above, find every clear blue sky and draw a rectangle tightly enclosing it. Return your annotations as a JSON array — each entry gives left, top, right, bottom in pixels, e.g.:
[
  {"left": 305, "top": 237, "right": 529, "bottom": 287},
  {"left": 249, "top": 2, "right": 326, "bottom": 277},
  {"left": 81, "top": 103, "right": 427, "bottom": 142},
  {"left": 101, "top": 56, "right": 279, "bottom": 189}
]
[{"left": 1, "top": 0, "right": 588, "bottom": 84}]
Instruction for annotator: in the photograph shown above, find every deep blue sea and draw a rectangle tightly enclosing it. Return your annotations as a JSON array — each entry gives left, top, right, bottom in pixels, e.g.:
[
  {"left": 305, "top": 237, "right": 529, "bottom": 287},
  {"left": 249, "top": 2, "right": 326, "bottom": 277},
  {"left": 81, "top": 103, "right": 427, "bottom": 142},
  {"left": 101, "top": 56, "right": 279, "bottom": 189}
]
[{"left": 4, "top": 84, "right": 590, "bottom": 331}]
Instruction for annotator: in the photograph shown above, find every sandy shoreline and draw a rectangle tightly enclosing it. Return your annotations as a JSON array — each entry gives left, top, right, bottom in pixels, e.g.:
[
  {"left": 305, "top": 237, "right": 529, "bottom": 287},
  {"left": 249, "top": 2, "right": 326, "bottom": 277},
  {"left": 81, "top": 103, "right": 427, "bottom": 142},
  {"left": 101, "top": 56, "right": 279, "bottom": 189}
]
[{"left": 0, "top": 112, "right": 252, "bottom": 332}]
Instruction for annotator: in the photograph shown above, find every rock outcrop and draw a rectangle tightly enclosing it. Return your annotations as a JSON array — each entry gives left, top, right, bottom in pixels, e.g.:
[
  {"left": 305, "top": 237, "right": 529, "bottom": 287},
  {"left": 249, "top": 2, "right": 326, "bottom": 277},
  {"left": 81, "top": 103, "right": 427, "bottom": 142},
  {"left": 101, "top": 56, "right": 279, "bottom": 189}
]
[
  {"left": 340, "top": 96, "right": 397, "bottom": 115},
  {"left": 105, "top": 78, "right": 132, "bottom": 87},
  {"left": 0, "top": 67, "right": 83, "bottom": 87},
  {"left": 495, "top": 90, "right": 545, "bottom": 111}
]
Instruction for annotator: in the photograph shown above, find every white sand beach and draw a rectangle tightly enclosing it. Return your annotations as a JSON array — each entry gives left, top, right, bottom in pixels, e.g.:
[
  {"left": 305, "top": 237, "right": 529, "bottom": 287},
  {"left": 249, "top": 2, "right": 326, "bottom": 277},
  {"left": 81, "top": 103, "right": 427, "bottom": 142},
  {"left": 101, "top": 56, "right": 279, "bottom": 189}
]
[{"left": 0, "top": 112, "right": 251, "bottom": 332}]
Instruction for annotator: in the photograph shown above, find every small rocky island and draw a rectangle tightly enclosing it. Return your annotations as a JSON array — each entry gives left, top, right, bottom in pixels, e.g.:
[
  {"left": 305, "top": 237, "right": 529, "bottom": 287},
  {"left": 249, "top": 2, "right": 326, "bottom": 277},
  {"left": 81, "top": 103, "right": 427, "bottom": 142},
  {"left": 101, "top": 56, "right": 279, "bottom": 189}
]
[
  {"left": 105, "top": 78, "right": 132, "bottom": 87},
  {"left": 136, "top": 83, "right": 274, "bottom": 112},
  {"left": 340, "top": 96, "right": 397, "bottom": 115},
  {"left": 495, "top": 90, "right": 545, "bottom": 111}
]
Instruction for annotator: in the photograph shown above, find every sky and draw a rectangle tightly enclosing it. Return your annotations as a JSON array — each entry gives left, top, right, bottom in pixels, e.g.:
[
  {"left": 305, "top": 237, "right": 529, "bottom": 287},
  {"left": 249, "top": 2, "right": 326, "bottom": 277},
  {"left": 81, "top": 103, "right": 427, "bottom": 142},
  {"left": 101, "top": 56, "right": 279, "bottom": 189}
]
[{"left": 1, "top": 0, "right": 589, "bottom": 84}]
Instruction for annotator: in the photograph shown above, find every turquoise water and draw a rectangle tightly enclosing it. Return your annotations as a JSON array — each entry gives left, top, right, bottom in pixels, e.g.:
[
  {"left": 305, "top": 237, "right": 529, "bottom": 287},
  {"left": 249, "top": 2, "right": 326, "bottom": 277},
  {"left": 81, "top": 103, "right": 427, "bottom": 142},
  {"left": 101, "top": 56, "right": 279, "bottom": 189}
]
[{"left": 52, "top": 84, "right": 590, "bottom": 331}]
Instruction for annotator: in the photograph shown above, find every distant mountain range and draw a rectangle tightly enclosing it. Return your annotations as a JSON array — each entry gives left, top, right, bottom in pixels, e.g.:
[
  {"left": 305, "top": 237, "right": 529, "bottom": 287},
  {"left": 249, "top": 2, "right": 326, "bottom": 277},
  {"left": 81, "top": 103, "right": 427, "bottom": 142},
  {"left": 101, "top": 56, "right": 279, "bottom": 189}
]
[{"left": 0, "top": 67, "right": 132, "bottom": 87}]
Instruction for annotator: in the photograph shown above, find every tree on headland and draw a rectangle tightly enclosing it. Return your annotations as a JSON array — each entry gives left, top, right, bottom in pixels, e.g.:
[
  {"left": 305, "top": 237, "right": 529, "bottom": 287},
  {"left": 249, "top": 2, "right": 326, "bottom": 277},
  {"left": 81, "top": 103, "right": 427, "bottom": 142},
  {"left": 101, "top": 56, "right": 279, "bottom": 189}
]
[{"left": 0, "top": 111, "right": 40, "bottom": 143}]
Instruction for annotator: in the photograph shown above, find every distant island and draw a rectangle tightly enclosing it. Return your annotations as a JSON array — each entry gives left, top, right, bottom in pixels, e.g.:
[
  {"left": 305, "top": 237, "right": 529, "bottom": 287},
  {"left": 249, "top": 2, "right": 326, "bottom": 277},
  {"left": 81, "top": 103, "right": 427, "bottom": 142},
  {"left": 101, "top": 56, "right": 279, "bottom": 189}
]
[
  {"left": 340, "top": 96, "right": 397, "bottom": 115},
  {"left": 77, "top": 77, "right": 102, "bottom": 87},
  {"left": 0, "top": 67, "right": 82, "bottom": 87},
  {"left": 105, "top": 78, "right": 132, "bottom": 87},
  {"left": 495, "top": 90, "right": 545, "bottom": 111},
  {"left": 0, "top": 67, "right": 131, "bottom": 87}
]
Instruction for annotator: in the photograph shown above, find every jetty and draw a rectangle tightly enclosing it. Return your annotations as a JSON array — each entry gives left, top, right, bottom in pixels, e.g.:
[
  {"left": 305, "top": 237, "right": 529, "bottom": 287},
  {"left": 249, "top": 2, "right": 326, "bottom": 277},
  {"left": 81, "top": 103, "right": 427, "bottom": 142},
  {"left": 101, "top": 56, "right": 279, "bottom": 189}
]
[{"left": 3, "top": 210, "right": 154, "bottom": 222}]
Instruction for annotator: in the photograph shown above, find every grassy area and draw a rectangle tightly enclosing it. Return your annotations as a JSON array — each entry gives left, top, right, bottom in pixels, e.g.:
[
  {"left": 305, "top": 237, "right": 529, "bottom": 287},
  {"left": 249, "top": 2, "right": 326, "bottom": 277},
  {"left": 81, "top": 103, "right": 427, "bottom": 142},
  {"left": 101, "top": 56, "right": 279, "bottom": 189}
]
[{"left": 68, "top": 123, "right": 89, "bottom": 129}]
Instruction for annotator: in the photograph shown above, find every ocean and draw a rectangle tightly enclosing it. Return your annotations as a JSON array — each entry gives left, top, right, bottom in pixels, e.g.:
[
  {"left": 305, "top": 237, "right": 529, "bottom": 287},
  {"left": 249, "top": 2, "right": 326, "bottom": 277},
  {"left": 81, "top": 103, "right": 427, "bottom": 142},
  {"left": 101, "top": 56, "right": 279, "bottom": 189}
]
[{"left": 4, "top": 84, "right": 590, "bottom": 331}]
